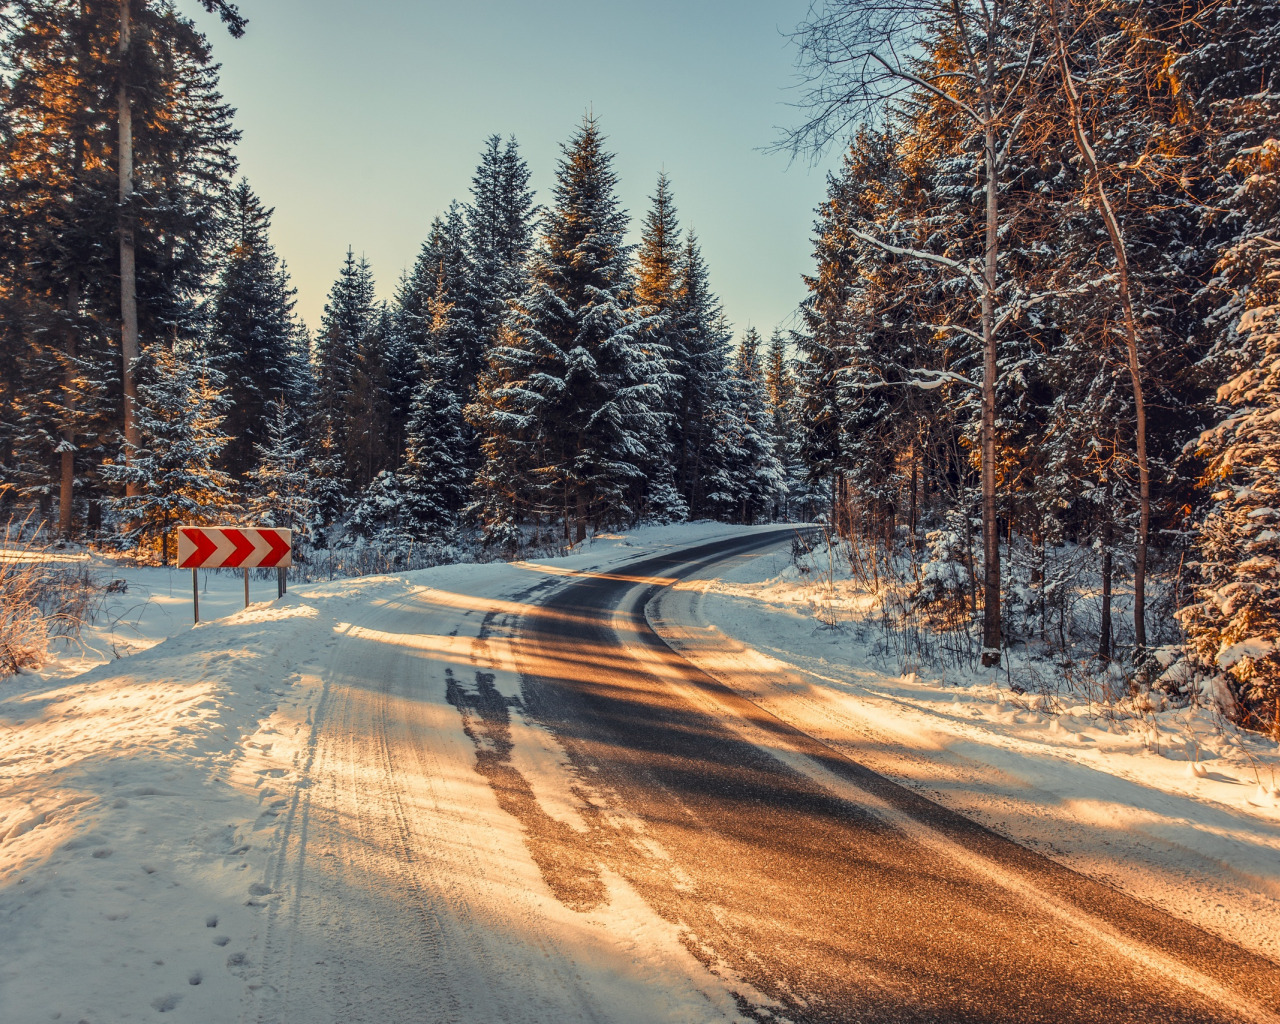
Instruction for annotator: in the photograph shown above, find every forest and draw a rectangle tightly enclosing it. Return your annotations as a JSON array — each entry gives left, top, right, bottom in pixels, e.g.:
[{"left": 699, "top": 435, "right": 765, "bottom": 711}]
[
  {"left": 2, "top": 0, "right": 1279, "bottom": 734},
  {"left": 0, "top": 2, "right": 806, "bottom": 558},
  {"left": 786, "top": 0, "right": 1280, "bottom": 734}
]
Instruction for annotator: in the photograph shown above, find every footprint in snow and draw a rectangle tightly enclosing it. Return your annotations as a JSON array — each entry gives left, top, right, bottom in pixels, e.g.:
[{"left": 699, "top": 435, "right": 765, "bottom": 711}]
[{"left": 151, "top": 994, "right": 180, "bottom": 1013}]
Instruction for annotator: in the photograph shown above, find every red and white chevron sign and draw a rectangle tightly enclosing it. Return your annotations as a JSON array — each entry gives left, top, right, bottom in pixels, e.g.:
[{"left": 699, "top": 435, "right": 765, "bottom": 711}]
[{"left": 177, "top": 526, "right": 292, "bottom": 569}]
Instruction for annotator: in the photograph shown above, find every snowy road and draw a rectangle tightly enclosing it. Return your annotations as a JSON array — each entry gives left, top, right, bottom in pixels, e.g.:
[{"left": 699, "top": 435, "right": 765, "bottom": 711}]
[{"left": 240, "top": 529, "right": 1279, "bottom": 1023}]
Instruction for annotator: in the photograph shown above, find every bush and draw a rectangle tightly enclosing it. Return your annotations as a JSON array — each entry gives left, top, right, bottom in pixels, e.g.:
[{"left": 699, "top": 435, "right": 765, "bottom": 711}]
[{"left": 0, "top": 519, "right": 103, "bottom": 677}]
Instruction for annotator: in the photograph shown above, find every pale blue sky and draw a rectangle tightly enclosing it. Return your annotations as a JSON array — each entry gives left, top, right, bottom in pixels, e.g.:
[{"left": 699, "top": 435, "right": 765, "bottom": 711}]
[{"left": 190, "top": 0, "right": 838, "bottom": 340}]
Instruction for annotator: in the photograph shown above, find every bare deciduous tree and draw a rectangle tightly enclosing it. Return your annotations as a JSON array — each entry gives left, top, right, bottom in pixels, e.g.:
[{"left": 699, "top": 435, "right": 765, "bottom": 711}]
[{"left": 780, "top": 0, "right": 1042, "bottom": 666}]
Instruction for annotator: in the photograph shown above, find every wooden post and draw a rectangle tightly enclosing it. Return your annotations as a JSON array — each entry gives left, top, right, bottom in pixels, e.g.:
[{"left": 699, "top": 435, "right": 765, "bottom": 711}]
[
  {"left": 192, "top": 569, "right": 199, "bottom": 624},
  {"left": 244, "top": 567, "right": 249, "bottom": 609}
]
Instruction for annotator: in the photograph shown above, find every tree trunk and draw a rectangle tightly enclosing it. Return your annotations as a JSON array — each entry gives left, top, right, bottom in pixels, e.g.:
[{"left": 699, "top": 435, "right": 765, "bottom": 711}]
[
  {"left": 1046, "top": 0, "right": 1149, "bottom": 653},
  {"left": 909, "top": 440, "right": 918, "bottom": 540},
  {"left": 1099, "top": 544, "right": 1112, "bottom": 662},
  {"left": 118, "top": 0, "right": 140, "bottom": 498},
  {"left": 980, "top": 117, "right": 1002, "bottom": 668},
  {"left": 59, "top": 278, "right": 80, "bottom": 537}
]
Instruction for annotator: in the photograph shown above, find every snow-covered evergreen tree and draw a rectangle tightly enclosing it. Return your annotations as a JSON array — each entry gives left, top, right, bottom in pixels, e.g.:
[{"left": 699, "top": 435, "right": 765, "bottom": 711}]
[
  {"left": 397, "top": 279, "right": 471, "bottom": 536},
  {"left": 104, "top": 347, "right": 238, "bottom": 564},
  {"left": 307, "top": 419, "right": 348, "bottom": 546},
  {"left": 1184, "top": 132, "right": 1280, "bottom": 730},
  {"left": 764, "top": 328, "right": 810, "bottom": 519},
  {"left": 207, "top": 180, "right": 308, "bottom": 480},
  {"left": 633, "top": 172, "right": 685, "bottom": 522},
  {"left": 399, "top": 205, "right": 473, "bottom": 381},
  {"left": 712, "top": 329, "right": 785, "bottom": 524},
  {"left": 467, "top": 115, "right": 664, "bottom": 540},
  {"left": 347, "top": 469, "right": 410, "bottom": 546},
  {"left": 247, "top": 399, "right": 318, "bottom": 551},
  {"left": 345, "top": 303, "right": 395, "bottom": 491},
  {"left": 313, "top": 248, "right": 376, "bottom": 490},
  {"left": 464, "top": 136, "right": 537, "bottom": 395},
  {"left": 670, "top": 232, "right": 734, "bottom": 518}
]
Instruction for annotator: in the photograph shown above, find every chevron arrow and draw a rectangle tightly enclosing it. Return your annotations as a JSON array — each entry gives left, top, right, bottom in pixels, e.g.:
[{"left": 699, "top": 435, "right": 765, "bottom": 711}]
[
  {"left": 221, "top": 528, "right": 256, "bottom": 568},
  {"left": 178, "top": 528, "right": 219, "bottom": 568},
  {"left": 259, "top": 529, "right": 292, "bottom": 567}
]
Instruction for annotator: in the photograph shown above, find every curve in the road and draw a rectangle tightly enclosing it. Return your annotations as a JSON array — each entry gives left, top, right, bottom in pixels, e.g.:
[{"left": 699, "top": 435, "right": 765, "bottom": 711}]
[{"left": 506, "top": 529, "right": 1280, "bottom": 1024}]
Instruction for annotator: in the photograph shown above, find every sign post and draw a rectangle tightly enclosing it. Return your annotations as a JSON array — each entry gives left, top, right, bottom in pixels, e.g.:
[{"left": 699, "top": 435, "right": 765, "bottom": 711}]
[{"left": 177, "top": 527, "right": 293, "bottom": 624}]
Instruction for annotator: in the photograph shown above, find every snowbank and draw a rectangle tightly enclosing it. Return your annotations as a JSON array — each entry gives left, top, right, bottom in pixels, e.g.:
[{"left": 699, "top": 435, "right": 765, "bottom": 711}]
[{"left": 0, "top": 523, "right": 787, "bottom": 1024}]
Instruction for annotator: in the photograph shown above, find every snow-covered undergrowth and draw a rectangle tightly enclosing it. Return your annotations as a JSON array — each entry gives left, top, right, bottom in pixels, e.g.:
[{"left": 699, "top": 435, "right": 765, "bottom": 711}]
[
  {"left": 650, "top": 540, "right": 1280, "bottom": 962},
  {"left": 0, "top": 522, "right": 785, "bottom": 1024}
]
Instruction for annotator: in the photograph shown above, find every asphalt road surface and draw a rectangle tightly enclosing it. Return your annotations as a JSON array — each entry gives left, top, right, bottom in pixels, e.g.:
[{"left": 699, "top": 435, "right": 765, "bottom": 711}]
[{"left": 503, "top": 529, "right": 1280, "bottom": 1024}]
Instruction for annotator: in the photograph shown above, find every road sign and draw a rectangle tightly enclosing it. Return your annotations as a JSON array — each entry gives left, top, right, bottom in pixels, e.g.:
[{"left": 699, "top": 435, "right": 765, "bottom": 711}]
[{"left": 177, "top": 526, "right": 292, "bottom": 569}]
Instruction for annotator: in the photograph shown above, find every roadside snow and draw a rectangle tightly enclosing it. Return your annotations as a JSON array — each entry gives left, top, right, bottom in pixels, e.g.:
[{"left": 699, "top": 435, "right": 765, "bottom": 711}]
[
  {"left": 648, "top": 541, "right": 1280, "bottom": 964},
  {"left": 0, "top": 523, "right": 786, "bottom": 1024}
]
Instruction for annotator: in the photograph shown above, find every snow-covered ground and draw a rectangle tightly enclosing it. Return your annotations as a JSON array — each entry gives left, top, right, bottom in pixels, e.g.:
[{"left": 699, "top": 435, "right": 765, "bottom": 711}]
[
  {"left": 5, "top": 522, "right": 1279, "bottom": 1023},
  {"left": 0, "top": 523, "right": 782, "bottom": 1024},
  {"left": 649, "top": 541, "right": 1280, "bottom": 964}
]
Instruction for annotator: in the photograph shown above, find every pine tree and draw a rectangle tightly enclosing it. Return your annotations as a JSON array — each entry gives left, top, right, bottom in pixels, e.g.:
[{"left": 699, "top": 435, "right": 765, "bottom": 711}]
[
  {"left": 633, "top": 172, "right": 685, "bottom": 522},
  {"left": 401, "top": 371, "right": 468, "bottom": 536},
  {"left": 635, "top": 171, "right": 682, "bottom": 313},
  {"left": 467, "top": 115, "right": 663, "bottom": 540},
  {"left": 399, "top": 205, "right": 472, "bottom": 379},
  {"left": 246, "top": 398, "right": 318, "bottom": 550},
  {"left": 312, "top": 248, "right": 376, "bottom": 490},
  {"left": 712, "top": 329, "right": 785, "bottom": 524},
  {"left": 345, "top": 303, "right": 394, "bottom": 491},
  {"left": 103, "top": 345, "right": 238, "bottom": 564},
  {"left": 207, "top": 180, "right": 307, "bottom": 480},
  {"left": 1185, "top": 294, "right": 1280, "bottom": 732},
  {"left": 0, "top": 0, "right": 238, "bottom": 536},
  {"left": 307, "top": 417, "right": 347, "bottom": 545},
  {"left": 398, "top": 275, "right": 470, "bottom": 537},
  {"left": 464, "top": 135, "right": 536, "bottom": 397},
  {"left": 764, "top": 328, "right": 808, "bottom": 519},
  {"left": 1183, "top": 110, "right": 1280, "bottom": 729},
  {"left": 670, "top": 232, "right": 733, "bottom": 518}
]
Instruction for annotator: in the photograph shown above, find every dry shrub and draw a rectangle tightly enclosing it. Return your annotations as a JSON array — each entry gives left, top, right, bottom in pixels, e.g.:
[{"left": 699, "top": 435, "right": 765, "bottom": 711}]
[{"left": 0, "top": 517, "right": 104, "bottom": 677}]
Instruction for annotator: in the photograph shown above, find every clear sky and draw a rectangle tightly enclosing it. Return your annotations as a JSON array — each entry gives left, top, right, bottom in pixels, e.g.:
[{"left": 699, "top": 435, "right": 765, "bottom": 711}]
[{"left": 189, "top": 0, "right": 839, "bottom": 341}]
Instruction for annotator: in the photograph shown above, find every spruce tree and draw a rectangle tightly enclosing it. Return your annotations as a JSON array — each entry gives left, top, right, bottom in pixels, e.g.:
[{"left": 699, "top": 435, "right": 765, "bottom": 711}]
[
  {"left": 670, "top": 232, "right": 733, "bottom": 518},
  {"left": 713, "top": 329, "right": 785, "bottom": 524},
  {"left": 207, "top": 180, "right": 307, "bottom": 481},
  {"left": 103, "top": 346, "right": 238, "bottom": 564},
  {"left": 247, "top": 398, "right": 318, "bottom": 550},
  {"left": 398, "top": 272, "right": 470, "bottom": 537},
  {"left": 345, "top": 303, "right": 394, "bottom": 491},
  {"left": 464, "top": 135, "right": 536, "bottom": 397},
  {"left": 0, "top": 0, "right": 238, "bottom": 536},
  {"left": 467, "top": 115, "right": 663, "bottom": 540},
  {"left": 312, "top": 248, "right": 376, "bottom": 491},
  {"left": 633, "top": 172, "right": 685, "bottom": 521},
  {"left": 764, "top": 328, "right": 808, "bottom": 519}
]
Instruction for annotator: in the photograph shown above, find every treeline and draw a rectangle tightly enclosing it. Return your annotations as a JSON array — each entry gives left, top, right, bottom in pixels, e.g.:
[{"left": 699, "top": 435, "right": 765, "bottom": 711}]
[
  {"left": 787, "top": 0, "right": 1279, "bottom": 729},
  {"left": 0, "top": 2, "right": 808, "bottom": 568}
]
